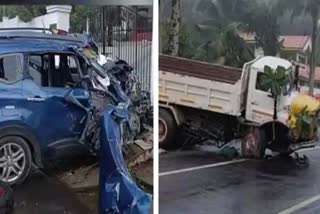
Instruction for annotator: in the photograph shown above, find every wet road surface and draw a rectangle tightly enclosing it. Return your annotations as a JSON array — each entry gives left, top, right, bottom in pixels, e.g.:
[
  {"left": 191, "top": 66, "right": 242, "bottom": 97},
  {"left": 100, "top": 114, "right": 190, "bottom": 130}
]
[
  {"left": 160, "top": 147, "right": 320, "bottom": 214},
  {"left": 13, "top": 169, "right": 91, "bottom": 214}
]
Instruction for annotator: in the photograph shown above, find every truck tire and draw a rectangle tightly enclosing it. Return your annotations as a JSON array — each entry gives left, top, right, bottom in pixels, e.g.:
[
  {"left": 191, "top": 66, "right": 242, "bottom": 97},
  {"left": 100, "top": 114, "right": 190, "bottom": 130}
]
[
  {"left": 159, "top": 108, "right": 177, "bottom": 150},
  {"left": 0, "top": 136, "right": 32, "bottom": 185},
  {"left": 241, "top": 128, "right": 266, "bottom": 159}
]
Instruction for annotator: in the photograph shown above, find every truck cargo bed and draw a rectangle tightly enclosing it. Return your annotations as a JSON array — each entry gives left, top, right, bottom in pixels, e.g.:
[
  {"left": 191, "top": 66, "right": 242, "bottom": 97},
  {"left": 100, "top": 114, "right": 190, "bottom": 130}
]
[
  {"left": 159, "top": 55, "right": 242, "bottom": 84},
  {"left": 159, "top": 55, "right": 244, "bottom": 116}
]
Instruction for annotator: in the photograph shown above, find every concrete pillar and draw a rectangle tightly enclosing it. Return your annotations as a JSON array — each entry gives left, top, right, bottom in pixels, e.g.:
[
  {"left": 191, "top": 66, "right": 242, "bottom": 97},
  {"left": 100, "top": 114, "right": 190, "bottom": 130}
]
[
  {"left": 46, "top": 5, "right": 72, "bottom": 32},
  {"left": 1, "top": 17, "right": 8, "bottom": 28}
]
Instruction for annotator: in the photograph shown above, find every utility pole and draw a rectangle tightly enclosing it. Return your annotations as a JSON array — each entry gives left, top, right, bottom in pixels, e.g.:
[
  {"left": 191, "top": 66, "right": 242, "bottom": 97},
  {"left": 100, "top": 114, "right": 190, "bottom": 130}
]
[
  {"left": 2, "top": 6, "right": 5, "bottom": 17},
  {"left": 102, "top": 7, "right": 106, "bottom": 55},
  {"left": 167, "top": 0, "right": 181, "bottom": 56},
  {"left": 86, "top": 17, "right": 89, "bottom": 34}
]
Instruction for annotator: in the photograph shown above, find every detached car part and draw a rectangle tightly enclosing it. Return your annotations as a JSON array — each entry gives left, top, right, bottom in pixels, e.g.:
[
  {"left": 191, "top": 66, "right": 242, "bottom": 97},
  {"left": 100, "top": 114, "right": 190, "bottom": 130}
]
[{"left": 99, "top": 105, "right": 151, "bottom": 214}]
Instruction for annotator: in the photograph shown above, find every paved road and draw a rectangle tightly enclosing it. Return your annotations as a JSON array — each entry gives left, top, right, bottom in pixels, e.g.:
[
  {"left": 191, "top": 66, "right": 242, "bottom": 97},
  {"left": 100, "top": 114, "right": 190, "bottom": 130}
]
[
  {"left": 159, "top": 147, "right": 320, "bottom": 214},
  {"left": 13, "top": 169, "right": 91, "bottom": 214}
]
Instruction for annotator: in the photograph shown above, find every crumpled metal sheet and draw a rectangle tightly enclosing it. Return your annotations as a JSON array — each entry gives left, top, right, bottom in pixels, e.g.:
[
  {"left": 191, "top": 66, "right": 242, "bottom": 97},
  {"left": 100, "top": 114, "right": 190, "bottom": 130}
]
[{"left": 99, "top": 105, "right": 152, "bottom": 214}]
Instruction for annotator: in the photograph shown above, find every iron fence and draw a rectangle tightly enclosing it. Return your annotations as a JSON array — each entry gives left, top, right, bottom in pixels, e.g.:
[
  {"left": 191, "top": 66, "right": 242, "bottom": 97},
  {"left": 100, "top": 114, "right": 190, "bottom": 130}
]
[{"left": 89, "top": 6, "right": 152, "bottom": 91}]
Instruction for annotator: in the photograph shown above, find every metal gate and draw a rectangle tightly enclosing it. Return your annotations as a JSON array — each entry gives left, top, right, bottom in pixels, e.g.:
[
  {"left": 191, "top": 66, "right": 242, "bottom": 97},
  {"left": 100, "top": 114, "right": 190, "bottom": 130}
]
[{"left": 89, "top": 6, "right": 152, "bottom": 91}]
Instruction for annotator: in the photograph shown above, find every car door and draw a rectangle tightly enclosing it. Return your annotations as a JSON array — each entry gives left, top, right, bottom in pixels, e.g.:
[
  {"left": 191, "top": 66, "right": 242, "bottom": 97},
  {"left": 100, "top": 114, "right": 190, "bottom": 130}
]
[
  {"left": 22, "top": 52, "right": 89, "bottom": 159},
  {"left": 0, "top": 53, "right": 24, "bottom": 124},
  {"left": 245, "top": 69, "right": 275, "bottom": 124}
]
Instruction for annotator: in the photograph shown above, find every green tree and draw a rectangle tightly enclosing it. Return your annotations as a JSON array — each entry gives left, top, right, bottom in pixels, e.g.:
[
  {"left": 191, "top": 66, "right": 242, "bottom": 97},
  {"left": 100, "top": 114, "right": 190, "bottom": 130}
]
[
  {"left": 193, "top": 22, "right": 253, "bottom": 67},
  {"left": 69, "top": 6, "right": 100, "bottom": 33},
  {"left": 277, "top": 0, "right": 320, "bottom": 95},
  {"left": 192, "top": 0, "right": 254, "bottom": 66},
  {"left": 261, "top": 65, "right": 289, "bottom": 120},
  {"left": 0, "top": 5, "right": 46, "bottom": 22},
  {"left": 162, "top": 0, "right": 283, "bottom": 66},
  {"left": 293, "top": 106, "right": 320, "bottom": 140},
  {"left": 161, "top": 20, "right": 195, "bottom": 58},
  {"left": 0, "top": 5, "right": 101, "bottom": 34},
  {"left": 260, "top": 65, "right": 289, "bottom": 140},
  {"left": 244, "top": 3, "right": 280, "bottom": 56}
]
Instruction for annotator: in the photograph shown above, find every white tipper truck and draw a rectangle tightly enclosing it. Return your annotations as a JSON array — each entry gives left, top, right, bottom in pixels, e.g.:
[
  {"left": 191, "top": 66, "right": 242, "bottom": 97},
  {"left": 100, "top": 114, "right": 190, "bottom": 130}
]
[{"left": 159, "top": 54, "right": 316, "bottom": 158}]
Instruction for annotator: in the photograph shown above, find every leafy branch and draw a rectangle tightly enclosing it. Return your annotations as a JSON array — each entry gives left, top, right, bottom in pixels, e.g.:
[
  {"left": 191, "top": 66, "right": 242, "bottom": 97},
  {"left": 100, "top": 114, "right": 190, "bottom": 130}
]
[
  {"left": 260, "top": 65, "right": 289, "bottom": 141},
  {"left": 292, "top": 104, "right": 320, "bottom": 141},
  {"left": 260, "top": 65, "right": 289, "bottom": 120}
]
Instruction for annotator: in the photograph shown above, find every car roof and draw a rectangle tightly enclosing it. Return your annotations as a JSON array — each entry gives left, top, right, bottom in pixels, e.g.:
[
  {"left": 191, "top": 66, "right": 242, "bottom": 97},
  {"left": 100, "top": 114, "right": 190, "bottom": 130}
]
[{"left": 0, "top": 31, "right": 88, "bottom": 55}]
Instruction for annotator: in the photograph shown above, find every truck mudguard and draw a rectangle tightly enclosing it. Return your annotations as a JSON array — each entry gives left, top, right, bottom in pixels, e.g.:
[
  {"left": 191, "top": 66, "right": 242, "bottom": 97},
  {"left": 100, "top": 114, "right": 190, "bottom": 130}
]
[{"left": 159, "top": 104, "right": 184, "bottom": 126}]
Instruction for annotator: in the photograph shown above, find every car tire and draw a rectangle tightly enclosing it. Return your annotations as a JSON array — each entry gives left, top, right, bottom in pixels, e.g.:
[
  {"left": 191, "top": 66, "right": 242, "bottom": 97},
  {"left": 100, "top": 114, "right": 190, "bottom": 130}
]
[
  {"left": 0, "top": 136, "right": 32, "bottom": 185},
  {"left": 159, "top": 108, "right": 177, "bottom": 150}
]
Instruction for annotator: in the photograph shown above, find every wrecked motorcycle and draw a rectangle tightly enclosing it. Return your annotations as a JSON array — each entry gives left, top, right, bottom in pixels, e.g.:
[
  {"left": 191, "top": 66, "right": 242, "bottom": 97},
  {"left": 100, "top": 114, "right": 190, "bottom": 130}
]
[{"left": 64, "top": 57, "right": 152, "bottom": 213}]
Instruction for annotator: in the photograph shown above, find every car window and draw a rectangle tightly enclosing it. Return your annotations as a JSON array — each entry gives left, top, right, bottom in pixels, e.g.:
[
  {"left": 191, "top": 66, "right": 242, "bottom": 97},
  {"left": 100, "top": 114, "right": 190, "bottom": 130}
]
[
  {"left": 0, "top": 54, "right": 23, "bottom": 83},
  {"left": 51, "top": 54, "right": 81, "bottom": 88},
  {"left": 29, "top": 55, "right": 43, "bottom": 86},
  {"left": 28, "top": 54, "right": 81, "bottom": 88},
  {"left": 55, "top": 55, "right": 60, "bottom": 69},
  {"left": 68, "top": 56, "right": 77, "bottom": 69},
  {"left": 255, "top": 72, "right": 270, "bottom": 92}
]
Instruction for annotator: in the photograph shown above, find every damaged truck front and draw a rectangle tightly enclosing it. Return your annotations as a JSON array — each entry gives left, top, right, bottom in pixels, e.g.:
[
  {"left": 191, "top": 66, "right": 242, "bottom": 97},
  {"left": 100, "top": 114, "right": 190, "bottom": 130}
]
[
  {"left": 0, "top": 31, "right": 152, "bottom": 213},
  {"left": 159, "top": 54, "right": 318, "bottom": 162}
]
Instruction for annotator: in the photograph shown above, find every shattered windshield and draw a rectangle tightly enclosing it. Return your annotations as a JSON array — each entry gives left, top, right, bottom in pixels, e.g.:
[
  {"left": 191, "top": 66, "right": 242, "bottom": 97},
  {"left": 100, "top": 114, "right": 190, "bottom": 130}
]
[
  {"left": 91, "top": 60, "right": 106, "bottom": 78},
  {"left": 79, "top": 47, "right": 107, "bottom": 78}
]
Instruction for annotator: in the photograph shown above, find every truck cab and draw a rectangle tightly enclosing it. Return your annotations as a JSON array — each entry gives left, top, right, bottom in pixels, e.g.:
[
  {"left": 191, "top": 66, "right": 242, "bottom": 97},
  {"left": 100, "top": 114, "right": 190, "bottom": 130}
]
[{"left": 242, "top": 56, "right": 294, "bottom": 125}]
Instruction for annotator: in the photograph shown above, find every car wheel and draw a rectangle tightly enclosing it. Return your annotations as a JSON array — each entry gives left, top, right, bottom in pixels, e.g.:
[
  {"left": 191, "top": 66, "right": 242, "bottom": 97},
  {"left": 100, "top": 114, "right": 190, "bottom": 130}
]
[
  {"left": 0, "top": 136, "right": 32, "bottom": 185},
  {"left": 159, "top": 108, "right": 177, "bottom": 150}
]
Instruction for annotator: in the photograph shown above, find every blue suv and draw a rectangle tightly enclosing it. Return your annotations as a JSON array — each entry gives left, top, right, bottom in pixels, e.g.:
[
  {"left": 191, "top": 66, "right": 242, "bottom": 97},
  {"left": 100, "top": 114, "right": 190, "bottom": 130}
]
[{"left": 0, "top": 31, "right": 109, "bottom": 184}]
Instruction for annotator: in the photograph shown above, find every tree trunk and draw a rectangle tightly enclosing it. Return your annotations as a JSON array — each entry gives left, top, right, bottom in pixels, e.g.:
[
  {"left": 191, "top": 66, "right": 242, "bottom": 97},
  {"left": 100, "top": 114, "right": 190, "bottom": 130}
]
[
  {"left": 273, "top": 95, "right": 277, "bottom": 120},
  {"left": 309, "top": 15, "right": 318, "bottom": 95},
  {"left": 167, "top": 0, "right": 180, "bottom": 56},
  {"left": 273, "top": 95, "right": 277, "bottom": 141}
]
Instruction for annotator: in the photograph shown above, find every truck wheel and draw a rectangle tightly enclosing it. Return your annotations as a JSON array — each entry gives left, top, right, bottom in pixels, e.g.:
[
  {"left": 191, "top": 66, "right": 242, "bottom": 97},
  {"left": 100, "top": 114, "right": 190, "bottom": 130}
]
[
  {"left": 241, "top": 128, "right": 266, "bottom": 159},
  {"left": 159, "top": 108, "right": 177, "bottom": 150},
  {"left": 0, "top": 136, "right": 32, "bottom": 185}
]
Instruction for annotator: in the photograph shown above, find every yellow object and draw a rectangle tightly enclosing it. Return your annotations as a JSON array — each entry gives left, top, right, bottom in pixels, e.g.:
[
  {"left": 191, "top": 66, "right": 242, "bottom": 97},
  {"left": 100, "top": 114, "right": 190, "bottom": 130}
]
[{"left": 288, "top": 94, "right": 320, "bottom": 128}]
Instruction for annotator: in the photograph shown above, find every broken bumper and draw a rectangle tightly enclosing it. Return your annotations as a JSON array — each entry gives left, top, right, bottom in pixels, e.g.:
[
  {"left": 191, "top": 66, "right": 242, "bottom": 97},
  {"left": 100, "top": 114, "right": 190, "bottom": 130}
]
[{"left": 289, "top": 139, "right": 318, "bottom": 152}]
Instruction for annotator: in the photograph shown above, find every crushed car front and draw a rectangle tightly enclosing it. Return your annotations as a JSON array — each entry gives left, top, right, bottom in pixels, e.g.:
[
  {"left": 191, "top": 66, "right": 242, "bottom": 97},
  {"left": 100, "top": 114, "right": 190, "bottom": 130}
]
[{"left": 69, "top": 39, "right": 152, "bottom": 213}]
